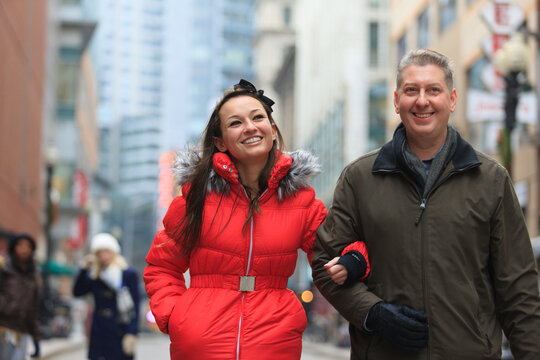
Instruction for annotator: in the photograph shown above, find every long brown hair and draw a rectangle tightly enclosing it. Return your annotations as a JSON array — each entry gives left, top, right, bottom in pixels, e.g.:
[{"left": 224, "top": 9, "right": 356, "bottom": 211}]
[{"left": 172, "top": 85, "right": 285, "bottom": 258}]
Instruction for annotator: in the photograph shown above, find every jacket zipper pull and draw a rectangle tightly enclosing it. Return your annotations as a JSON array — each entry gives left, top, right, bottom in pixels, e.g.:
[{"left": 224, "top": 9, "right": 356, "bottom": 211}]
[{"left": 415, "top": 198, "right": 426, "bottom": 225}]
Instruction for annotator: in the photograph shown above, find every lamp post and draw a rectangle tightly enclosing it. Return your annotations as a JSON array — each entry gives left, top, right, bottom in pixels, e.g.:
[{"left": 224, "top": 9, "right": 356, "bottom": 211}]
[
  {"left": 42, "top": 146, "right": 58, "bottom": 335},
  {"left": 494, "top": 33, "right": 529, "bottom": 177}
]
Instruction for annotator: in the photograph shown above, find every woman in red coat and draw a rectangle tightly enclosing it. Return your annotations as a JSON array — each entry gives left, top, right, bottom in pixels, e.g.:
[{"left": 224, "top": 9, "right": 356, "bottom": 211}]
[{"left": 144, "top": 80, "right": 368, "bottom": 360}]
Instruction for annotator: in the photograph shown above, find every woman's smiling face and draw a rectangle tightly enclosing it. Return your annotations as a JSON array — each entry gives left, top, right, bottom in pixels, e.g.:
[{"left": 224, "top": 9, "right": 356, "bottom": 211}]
[{"left": 214, "top": 95, "right": 276, "bottom": 168}]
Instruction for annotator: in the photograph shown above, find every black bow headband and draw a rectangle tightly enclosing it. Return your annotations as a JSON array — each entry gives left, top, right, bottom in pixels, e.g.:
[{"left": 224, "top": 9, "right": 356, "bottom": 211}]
[{"left": 234, "top": 79, "right": 275, "bottom": 112}]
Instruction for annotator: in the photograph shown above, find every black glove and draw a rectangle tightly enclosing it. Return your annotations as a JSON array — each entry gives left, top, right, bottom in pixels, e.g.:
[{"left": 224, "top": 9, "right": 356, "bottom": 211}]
[
  {"left": 366, "top": 302, "right": 429, "bottom": 353},
  {"left": 30, "top": 339, "right": 40, "bottom": 358}
]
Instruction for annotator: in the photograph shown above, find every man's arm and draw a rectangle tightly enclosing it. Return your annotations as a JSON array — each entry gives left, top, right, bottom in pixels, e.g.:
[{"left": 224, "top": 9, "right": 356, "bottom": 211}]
[
  {"left": 312, "top": 168, "right": 381, "bottom": 328},
  {"left": 313, "top": 165, "right": 429, "bottom": 353},
  {"left": 491, "top": 172, "right": 540, "bottom": 359}
]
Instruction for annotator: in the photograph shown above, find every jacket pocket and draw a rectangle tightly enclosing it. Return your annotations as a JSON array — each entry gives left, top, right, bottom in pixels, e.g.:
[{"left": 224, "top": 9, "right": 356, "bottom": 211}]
[
  {"left": 476, "top": 308, "right": 495, "bottom": 355},
  {"left": 168, "top": 291, "right": 194, "bottom": 341},
  {"left": 292, "top": 294, "right": 308, "bottom": 333},
  {"left": 271, "top": 290, "right": 307, "bottom": 335},
  {"left": 473, "top": 290, "right": 494, "bottom": 356}
]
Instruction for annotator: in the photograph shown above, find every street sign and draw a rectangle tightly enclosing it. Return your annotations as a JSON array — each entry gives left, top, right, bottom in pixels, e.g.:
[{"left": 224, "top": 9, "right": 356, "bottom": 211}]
[
  {"left": 467, "top": 89, "right": 537, "bottom": 124},
  {"left": 482, "top": 33, "right": 509, "bottom": 59},
  {"left": 481, "top": 0, "right": 524, "bottom": 35}
]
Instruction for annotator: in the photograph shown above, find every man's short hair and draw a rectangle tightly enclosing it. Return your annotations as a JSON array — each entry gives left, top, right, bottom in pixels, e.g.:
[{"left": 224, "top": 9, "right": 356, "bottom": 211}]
[{"left": 396, "top": 49, "right": 454, "bottom": 91}]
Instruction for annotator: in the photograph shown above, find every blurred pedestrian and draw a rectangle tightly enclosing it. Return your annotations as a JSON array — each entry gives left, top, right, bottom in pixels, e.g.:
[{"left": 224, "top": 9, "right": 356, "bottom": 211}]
[
  {"left": 0, "top": 233, "right": 41, "bottom": 359},
  {"left": 74, "top": 233, "right": 140, "bottom": 360},
  {"left": 313, "top": 49, "right": 540, "bottom": 359},
  {"left": 144, "top": 79, "right": 367, "bottom": 360}
]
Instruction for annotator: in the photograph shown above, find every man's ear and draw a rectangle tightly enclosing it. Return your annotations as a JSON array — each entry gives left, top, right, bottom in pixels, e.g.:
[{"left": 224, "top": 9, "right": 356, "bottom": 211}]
[
  {"left": 450, "top": 88, "right": 457, "bottom": 112},
  {"left": 393, "top": 91, "right": 400, "bottom": 114},
  {"left": 214, "top": 137, "right": 227, "bottom": 152}
]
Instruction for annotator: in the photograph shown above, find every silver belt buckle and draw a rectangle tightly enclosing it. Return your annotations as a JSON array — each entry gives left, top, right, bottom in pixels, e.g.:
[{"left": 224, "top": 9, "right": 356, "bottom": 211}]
[{"left": 239, "top": 276, "right": 255, "bottom": 291}]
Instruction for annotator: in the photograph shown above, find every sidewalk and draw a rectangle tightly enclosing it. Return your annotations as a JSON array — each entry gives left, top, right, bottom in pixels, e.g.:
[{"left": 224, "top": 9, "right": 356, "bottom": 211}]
[
  {"left": 38, "top": 334, "right": 85, "bottom": 359},
  {"left": 302, "top": 339, "right": 350, "bottom": 359},
  {"left": 36, "top": 335, "right": 349, "bottom": 360}
]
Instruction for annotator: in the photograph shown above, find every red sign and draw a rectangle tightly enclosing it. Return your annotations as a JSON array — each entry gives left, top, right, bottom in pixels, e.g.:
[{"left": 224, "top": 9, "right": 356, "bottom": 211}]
[
  {"left": 482, "top": 33, "right": 509, "bottom": 60},
  {"left": 494, "top": 3, "right": 510, "bottom": 26},
  {"left": 72, "top": 170, "right": 88, "bottom": 206},
  {"left": 69, "top": 215, "right": 88, "bottom": 249},
  {"left": 481, "top": 0, "right": 524, "bottom": 35},
  {"left": 69, "top": 170, "right": 88, "bottom": 248},
  {"left": 156, "top": 152, "right": 176, "bottom": 231},
  {"left": 157, "top": 152, "right": 175, "bottom": 210}
]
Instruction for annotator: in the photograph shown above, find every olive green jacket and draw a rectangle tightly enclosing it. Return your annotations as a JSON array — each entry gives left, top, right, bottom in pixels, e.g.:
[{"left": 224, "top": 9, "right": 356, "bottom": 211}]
[{"left": 313, "top": 129, "right": 540, "bottom": 360}]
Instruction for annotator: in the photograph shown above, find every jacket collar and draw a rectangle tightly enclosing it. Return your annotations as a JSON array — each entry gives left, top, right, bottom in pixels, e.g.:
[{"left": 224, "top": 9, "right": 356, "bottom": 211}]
[
  {"left": 372, "top": 123, "right": 481, "bottom": 174},
  {"left": 173, "top": 149, "right": 321, "bottom": 201},
  {"left": 212, "top": 150, "right": 292, "bottom": 189}
]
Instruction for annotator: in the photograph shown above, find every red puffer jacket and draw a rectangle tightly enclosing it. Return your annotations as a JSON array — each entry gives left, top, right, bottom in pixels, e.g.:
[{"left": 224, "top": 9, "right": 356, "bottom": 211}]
[{"left": 144, "top": 150, "right": 327, "bottom": 360}]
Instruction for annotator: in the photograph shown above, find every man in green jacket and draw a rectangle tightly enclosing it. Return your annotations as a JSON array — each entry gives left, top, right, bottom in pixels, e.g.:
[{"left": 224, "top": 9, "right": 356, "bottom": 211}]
[{"left": 313, "top": 49, "right": 540, "bottom": 359}]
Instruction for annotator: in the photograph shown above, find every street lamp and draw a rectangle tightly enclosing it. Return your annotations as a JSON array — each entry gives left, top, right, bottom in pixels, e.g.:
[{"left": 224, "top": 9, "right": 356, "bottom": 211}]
[
  {"left": 42, "top": 146, "right": 58, "bottom": 336},
  {"left": 494, "top": 32, "right": 529, "bottom": 177}
]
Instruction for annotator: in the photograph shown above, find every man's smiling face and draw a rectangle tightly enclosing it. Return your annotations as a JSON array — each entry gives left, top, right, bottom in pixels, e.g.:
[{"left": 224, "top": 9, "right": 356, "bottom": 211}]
[{"left": 394, "top": 64, "right": 457, "bottom": 148}]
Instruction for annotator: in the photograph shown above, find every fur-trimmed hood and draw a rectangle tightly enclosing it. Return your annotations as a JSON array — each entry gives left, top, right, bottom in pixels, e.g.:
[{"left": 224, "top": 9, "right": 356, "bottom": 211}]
[{"left": 172, "top": 150, "right": 321, "bottom": 201}]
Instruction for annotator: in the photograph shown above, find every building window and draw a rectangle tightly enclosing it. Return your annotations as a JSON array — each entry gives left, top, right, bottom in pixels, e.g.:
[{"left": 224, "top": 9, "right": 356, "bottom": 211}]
[
  {"left": 369, "top": 0, "right": 387, "bottom": 7},
  {"left": 467, "top": 56, "right": 489, "bottom": 91},
  {"left": 283, "top": 6, "right": 291, "bottom": 27},
  {"left": 57, "top": 63, "right": 78, "bottom": 105},
  {"left": 307, "top": 101, "right": 344, "bottom": 204},
  {"left": 56, "top": 47, "right": 81, "bottom": 119},
  {"left": 398, "top": 34, "right": 407, "bottom": 62},
  {"left": 369, "top": 82, "right": 387, "bottom": 150},
  {"left": 418, "top": 9, "right": 429, "bottom": 48},
  {"left": 369, "top": 22, "right": 379, "bottom": 67},
  {"left": 439, "top": 0, "right": 456, "bottom": 33}
]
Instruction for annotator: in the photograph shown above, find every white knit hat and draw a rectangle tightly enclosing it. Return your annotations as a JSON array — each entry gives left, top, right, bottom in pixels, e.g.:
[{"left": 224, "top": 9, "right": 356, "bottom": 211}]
[{"left": 90, "top": 233, "right": 120, "bottom": 254}]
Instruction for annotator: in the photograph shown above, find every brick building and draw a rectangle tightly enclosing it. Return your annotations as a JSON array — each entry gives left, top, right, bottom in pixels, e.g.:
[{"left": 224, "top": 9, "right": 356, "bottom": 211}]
[{"left": 0, "top": 1, "right": 48, "bottom": 250}]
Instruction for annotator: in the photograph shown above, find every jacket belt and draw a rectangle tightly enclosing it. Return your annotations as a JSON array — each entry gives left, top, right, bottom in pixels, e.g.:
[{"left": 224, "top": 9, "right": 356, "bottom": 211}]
[{"left": 190, "top": 274, "right": 288, "bottom": 292}]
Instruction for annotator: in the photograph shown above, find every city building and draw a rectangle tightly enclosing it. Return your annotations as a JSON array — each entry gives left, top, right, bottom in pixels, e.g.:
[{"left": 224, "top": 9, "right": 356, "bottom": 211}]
[
  {"left": 253, "top": 0, "right": 296, "bottom": 138},
  {"left": 49, "top": 0, "right": 99, "bottom": 265},
  {"left": 88, "top": 0, "right": 258, "bottom": 272},
  {"left": 263, "top": 0, "right": 390, "bottom": 291},
  {"left": 0, "top": 0, "right": 48, "bottom": 251},
  {"left": 274, "top": 46, "right": 297, "bottom": 150},
  {"left": 295, "top": 0, "right": 390, "bottom": 204}
]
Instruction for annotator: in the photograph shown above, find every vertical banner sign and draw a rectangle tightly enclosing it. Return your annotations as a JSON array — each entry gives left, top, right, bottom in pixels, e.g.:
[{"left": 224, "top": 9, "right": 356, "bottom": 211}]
[
  {"left": 470, "top": 0, "right": 526, "bottom": 118},
  {"left": 69, "top": 170, "right": 88, "bottom": 249},
  {"left": 494, "top": 2, "right": 509, "bottom": 26},
  {"left": 480, "top": 0, "right": 524, "bottom": 91},
  {"left": 156, "top": 152, "right": 175, "bottom": 230}
]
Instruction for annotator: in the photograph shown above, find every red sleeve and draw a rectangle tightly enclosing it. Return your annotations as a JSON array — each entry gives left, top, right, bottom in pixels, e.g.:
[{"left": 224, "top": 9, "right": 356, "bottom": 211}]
[
  {"left": 144, "top": 196, "right": 189, "bottom": 334},
  {"left": 301, "top": 196, "right": 327, "bottom": 265},
  {"left": 341, "top": 241, "right": 371, "bottom": 280}
]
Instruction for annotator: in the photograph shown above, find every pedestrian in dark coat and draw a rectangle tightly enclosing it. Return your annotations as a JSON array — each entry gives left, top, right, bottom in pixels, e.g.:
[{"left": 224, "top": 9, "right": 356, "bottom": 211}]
[
  {"left": 0, "top": 234, "right": 41, "bottom": 360},
  {"left": 74, "top": 233, "right": 140, "bottom": 360}
]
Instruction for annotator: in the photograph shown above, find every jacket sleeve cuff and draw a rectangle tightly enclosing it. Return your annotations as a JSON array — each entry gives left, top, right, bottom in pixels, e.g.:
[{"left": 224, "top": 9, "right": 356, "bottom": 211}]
[
  {"left": 341, "top": 241, "right": 370, "bottom": 279},
  {"left": 337, "top": 250, "right": 368, "bottom": 286}
]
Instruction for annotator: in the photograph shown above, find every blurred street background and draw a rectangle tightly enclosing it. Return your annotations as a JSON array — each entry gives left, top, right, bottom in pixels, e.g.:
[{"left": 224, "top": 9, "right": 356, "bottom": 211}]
[
  {"left": 41, "top": 333, "right": 350, "bottom": 359},
  {"left": 2, "top": 0, "right": 540, "bottom": 359}
]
